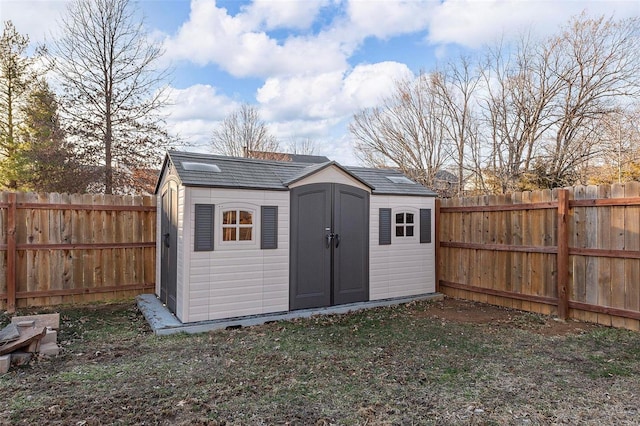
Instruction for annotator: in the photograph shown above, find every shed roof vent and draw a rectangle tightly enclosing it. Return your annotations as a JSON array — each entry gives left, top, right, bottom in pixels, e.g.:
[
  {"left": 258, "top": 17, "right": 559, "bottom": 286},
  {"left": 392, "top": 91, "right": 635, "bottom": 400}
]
[
  {"left": 386, "top": 176, "right": 415, "bottom": 184},
  {"left": 182, "top": 162, "right": 221, "bottom": 173}
]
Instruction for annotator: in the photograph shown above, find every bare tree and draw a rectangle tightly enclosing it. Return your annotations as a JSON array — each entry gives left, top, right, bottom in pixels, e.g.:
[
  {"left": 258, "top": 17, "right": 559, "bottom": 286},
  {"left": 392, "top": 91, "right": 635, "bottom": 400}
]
[
  {"left": 475, "top": 15, "right": 640, "bottom": 192},
  {"left": 582, "top": 107, "right": 640, "bottom": 184},
  {"left": 351, "top": 73, "right": 449, "bottom": 188},
  {"left": 49, "top": 0, "right": 170, "bottom": 194},
  {"left": 431, "top": 57, "right": 482, "bottom": 195},
  {"left": 286, "top": 138, "right": 316, "bottom": 155},
  {"left": 539, "top": 14, "right": 640, "bottom": 187},
  {"left": 350, "top": 14, "right": 640, "bottom": 194},
  {"left": 479, "top": 33, "right": 562, "bottom": 193},
  {"left": 211, "top": 104, "right": 279, "bottom": 157}
]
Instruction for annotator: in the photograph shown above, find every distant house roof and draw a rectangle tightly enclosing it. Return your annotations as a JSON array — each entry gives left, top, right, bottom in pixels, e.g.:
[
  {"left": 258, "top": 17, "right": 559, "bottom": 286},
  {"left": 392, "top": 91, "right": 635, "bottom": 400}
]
[
  {"left": 156, "top": 151, "right": 437, "bottom": 197},
  {"left": 244, "top": 149, "right": 330, "bottom": 164},
  {"left": 435, "top": 169, "right": 458, "bottom": 183}
]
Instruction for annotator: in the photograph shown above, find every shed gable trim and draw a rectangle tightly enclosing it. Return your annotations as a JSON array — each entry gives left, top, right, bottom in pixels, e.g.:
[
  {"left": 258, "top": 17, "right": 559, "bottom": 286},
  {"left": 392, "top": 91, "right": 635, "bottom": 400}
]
[{"left": 284, "top": 162, "right": 374, "bottom": 190}]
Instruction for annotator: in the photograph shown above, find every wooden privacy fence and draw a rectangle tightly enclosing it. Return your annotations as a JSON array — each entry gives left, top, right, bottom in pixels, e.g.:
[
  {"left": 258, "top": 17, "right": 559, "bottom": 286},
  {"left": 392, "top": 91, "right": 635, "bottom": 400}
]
[
  {"left": 437, "top": 183, "right": 640, "bottom": 330},
  {"left": 0, "top": 192, "right": 156, "bottom": 312}
]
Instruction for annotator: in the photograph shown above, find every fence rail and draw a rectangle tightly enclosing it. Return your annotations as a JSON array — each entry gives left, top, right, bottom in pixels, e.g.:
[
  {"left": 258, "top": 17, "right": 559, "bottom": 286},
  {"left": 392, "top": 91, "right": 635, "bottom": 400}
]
[
  {"left": 437, "top": 183, "right": 640, "bottom": 330},
  {"left": 0, "top": 192, "right": 156, "bottom": 312}
]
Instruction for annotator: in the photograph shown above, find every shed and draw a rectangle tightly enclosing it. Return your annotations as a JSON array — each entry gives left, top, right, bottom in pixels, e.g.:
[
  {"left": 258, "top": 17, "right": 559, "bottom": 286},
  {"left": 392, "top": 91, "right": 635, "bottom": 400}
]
[{"left": 155, "top": 150, "right": 438, "bottom": 323}]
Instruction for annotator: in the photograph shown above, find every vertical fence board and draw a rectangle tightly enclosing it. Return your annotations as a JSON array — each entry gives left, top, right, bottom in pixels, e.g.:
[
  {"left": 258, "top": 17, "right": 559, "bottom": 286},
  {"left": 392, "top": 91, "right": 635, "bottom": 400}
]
[
  {"left": 520, "top": 191, "right": 532, "bottom": 313},
  {"left": 583, "top": 185, "right": 600, "bottom": 324},
  {"left": 479, "top": 196, "right": 490, "bottom": 303},
  {"left": 510, "top": 191, "right": 523, "bottom": 311},
  {"left": 597, "top": 185, "right": 612, "bottom": 325},
  {"left": 610, "top": 184, "right": 626, "bottom": 328},
  {"left": 623, "top": 182, "right": 640, "bottom": 330},
  {"left": 6, "top": 193, "right": 16, "bottom": 312},
  {"left": 557, "top": 189, "right": 569, "bottom": 319},
  {"left": 0, "top": 193, "right": 6, "bottom": 304},
  {"left": 459, "top": 197, "right": 471, "bottom": 287},
  {"left": 48, "top": 193, "right": 62, "bottom": 306},
  {"left": 23, "top": 192, "right": 39, "bottom": 307},
  {"left": 542, "top": 189, "right": 555, "bottom": 315},
  {"left": 38, "top": 192, "right": 52, "bottom": 306},
  {"left": 530, "top": 190, "right": 545, "bottom": 313}
]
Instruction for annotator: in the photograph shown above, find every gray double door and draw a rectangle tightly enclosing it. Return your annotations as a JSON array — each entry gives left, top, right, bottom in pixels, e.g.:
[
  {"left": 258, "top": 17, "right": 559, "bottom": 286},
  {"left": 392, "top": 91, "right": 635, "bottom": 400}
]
[{"left": 290, "top": 183, "right": 370, "bottom": 310}]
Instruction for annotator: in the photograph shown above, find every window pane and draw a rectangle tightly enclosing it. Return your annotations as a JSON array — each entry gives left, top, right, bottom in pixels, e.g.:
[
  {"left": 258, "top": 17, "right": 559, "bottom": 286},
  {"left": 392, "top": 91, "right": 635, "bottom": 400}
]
[
  {"left": 395, "top": 213, "right": 404, "bottom": 224},
  {"left": 406, "top": 226, "right": 414, "bottom": 236},
  {"left": 239, "top": 210, "right": 252, "bottom": 224},
  {"left": 223, "top": 210, "right": 236, "bottom": 224},
  {"left": 396, "top": 226, "right": 404, "bottom": 237},
  {"left": 222, "top": 227, "right": 236, "bottom": 241},
  {"left": 239, "top": 227, "right": 252, "bottom": 241},
  {"left": 406, "top": 213, "right": 414, "bottom": 224}
]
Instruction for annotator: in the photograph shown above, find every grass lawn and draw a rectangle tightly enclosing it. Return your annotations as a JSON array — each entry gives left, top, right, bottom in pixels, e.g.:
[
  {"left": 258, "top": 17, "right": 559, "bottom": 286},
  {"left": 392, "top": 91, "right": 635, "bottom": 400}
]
[{"left": 1, "top": 297, "right": 640, "bottom": 425}]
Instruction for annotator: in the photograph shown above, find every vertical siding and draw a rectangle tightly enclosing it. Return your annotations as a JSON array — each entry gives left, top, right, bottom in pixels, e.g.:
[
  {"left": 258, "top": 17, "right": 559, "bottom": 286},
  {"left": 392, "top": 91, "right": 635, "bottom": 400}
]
[
  {"left": 177, "top": 185, "right": 187, "bottom": 321},
  {"left": 369, "top": 195, "right": 436, "bottom": 300},
  {"left": 183, "top": 188, "right": 289, "bottom": 322}
]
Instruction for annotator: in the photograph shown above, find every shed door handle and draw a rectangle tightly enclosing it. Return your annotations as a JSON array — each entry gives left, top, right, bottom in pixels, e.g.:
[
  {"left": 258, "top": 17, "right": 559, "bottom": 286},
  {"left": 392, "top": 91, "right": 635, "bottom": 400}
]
[
  {"left": 163, "top": 233, "right": 170, "bottom": 248},
  {"left": 334, "top": 233, "right": 340, "bottom": 248},
  {"left": 326, "top": 233, "right": 333, "bottom": 248}
]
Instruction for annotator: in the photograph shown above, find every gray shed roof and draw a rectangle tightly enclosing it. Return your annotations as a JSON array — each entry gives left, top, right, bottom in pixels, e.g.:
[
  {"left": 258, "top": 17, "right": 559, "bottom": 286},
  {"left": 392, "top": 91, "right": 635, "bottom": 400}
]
[{"left": 157, "top": 151, "right": 436, "bottom": 197}]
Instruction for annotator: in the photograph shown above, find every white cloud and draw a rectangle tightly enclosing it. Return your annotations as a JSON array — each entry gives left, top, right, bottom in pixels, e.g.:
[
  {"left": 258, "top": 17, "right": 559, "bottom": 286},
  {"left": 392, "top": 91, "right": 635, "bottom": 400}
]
[
  {"left": 164, "top": 84, "right": 238, "bottom": 120},
  {"left": 257, "top": 61, "right": 413, "bottom": 122},
  {"left": 241, "top": 0, "right": 331, "bottom": 30},
  {"left": 257, "top": 71, "right": 345, "bottom": 120},
  {"left": 346, "top": 0, "right": 434, "bottom": 39},
  {"left": 0, "top": 0, "right": 69, "bottom": 43},
  {"left": 163, "top": 84, "right": 239, "bottom": 150},
  {"left": 163, "top": 0, "right": 347, "bottom": 78},
  {"left": 342, "top": 62, "right": 413, "bottom": 108},
  {"left": 427, "top": 0, "right": 640, "bottom": 48}
]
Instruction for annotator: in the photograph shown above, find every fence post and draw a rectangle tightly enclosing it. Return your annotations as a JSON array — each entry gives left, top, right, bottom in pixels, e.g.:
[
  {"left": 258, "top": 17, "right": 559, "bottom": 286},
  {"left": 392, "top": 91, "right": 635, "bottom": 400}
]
[
  {"left": 557, "top": 189, "right": 569, "bottom": 320},
  {"left": 6, "top": 192, "right": 16, "bottom": 313},
  {"left": 435, "top": 198, "right": 441, "bottom": 293}
]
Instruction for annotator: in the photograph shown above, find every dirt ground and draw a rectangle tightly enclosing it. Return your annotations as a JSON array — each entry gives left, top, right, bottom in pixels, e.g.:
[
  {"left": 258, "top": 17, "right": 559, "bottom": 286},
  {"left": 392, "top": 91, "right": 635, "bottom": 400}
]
[
  {"left": 422, "top": 298, "right": 598, "bottom": 335},
  {"left": 1, "top": 297, "right": 639, "bottom": 425}
]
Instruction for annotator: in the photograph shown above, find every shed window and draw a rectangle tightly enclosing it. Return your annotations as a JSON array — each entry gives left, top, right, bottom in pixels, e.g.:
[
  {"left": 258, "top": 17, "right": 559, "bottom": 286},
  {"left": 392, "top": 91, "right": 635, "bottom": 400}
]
[
  {"left": 395, "top": 212, "right": 414, "bottom": 237},
  {"left": 222, "top": 209, "right": 254, "bottom": 242}
]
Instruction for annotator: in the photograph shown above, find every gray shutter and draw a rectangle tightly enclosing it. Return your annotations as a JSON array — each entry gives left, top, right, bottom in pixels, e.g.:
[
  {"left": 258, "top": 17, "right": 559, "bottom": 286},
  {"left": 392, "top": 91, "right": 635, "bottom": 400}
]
[
  {"left": 261, "top": 206, "right": 278, "bottom": 249},
  {"left": 379, "top": 208, "right": 391, "bottom": 245},
  {"left": 194, "top": 204, "right": 215, "bottom": 251},
  {"left": 420, "top": 208, "right": 431, "bottom": 244}
]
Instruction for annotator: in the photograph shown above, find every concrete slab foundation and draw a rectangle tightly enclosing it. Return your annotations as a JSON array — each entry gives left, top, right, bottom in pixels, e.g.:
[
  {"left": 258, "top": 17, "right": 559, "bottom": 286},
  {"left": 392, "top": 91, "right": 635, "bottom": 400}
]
[{"left": 136, "top": 292, "right": 444, "bottom": 336}]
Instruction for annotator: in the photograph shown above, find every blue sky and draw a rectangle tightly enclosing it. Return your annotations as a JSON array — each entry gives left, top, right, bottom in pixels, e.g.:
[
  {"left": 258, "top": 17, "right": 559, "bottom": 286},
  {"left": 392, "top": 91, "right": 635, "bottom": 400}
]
[{"left": 2, "top": 0, "right": 639, "bottom": 165}]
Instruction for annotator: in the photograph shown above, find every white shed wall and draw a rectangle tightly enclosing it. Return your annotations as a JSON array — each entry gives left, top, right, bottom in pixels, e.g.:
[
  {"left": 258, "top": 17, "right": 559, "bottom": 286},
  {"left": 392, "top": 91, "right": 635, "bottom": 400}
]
[
  {"left": 176, "top": 184, "right": 187, "bottom": 320},
  {"left": 180, "top": 188, "right": 290, "bottom": 322},
  {"left": 369, "top": 195, "right": 436, "bottom": 300}
]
